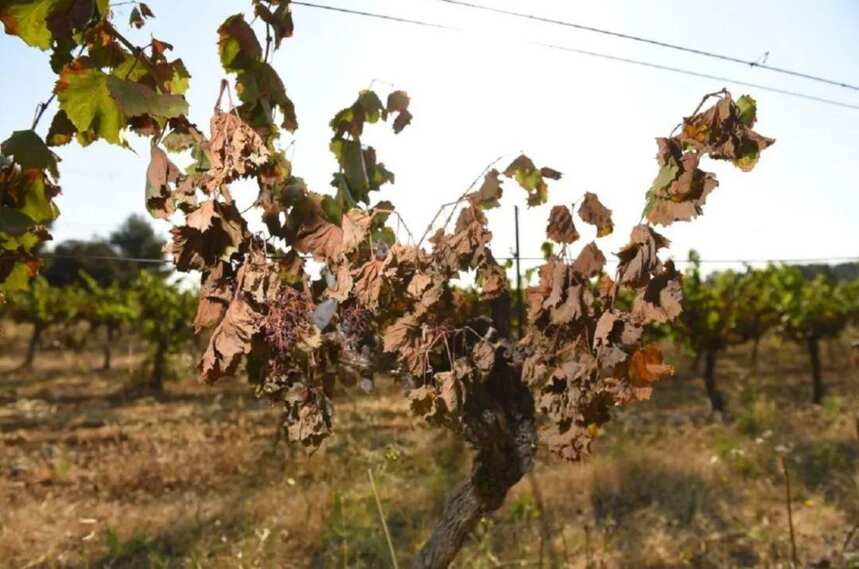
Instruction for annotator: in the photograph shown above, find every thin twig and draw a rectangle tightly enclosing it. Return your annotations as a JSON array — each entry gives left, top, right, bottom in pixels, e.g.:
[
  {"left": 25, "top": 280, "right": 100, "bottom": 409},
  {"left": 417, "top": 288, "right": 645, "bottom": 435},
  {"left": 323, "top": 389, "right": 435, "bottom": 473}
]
[
  {"left": 263, "top": 20, "right": 272, "bottom": 62},
  {"left": 372, "top": 208, "right": 416, "bottom": 244},
  {"left": 103, "top": 22, "right": 156, "bottom": 72},
  {"left": 416, "top": 153, "right": 509, "bottom": 247},
  {"left": 368, "top": 469, "right": 399, "bottom": 569},
  {"left": 668, "top": 88, "right": 729, "bottom": 136},
  {"left": 781, "top": 456, "right": 799, "bottom": 568}
]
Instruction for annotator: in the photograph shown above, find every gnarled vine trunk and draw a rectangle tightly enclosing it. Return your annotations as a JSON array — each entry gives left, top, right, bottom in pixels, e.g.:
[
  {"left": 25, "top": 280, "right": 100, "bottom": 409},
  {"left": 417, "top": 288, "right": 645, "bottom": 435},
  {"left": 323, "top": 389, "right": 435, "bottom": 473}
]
[
  {"left": 411, "top": 359, "right": 536, "bottom": 569},
  {"left": 412, "top": 293, "right": 537, "bottom": 569}
]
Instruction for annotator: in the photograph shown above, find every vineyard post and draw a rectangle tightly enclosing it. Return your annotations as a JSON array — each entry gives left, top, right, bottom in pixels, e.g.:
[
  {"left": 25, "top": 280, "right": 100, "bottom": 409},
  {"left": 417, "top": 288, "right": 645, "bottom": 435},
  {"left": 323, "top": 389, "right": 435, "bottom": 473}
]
[{"left": 514, "top": 205, "right": 524, "bottom": 339}]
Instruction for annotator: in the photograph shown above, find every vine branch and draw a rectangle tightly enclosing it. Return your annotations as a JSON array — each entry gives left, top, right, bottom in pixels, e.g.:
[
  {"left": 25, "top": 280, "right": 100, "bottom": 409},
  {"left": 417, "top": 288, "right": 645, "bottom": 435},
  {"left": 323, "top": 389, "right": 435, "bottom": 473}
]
[{"left": 417, "top": 153, "right": 509, "bottom": 247}]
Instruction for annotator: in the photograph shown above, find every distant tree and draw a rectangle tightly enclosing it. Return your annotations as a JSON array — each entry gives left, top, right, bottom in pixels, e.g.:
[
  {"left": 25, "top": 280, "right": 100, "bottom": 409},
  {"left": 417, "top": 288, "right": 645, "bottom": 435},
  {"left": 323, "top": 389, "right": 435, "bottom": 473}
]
[
  {"left": 677, "top": 251, "right": 743, "bottom": 416},
  {"left": 109, "top": 214, "right": 167, "bottom": 281},
  {"left": 5, "top": 276, "right": 78, "bottom": 367},
  {"left": 134, "top": 272, "right": 196, "bottom": 391},
  {"left": 43, "top": 239, "right": 124, "bottom": 287},
  {"left": 775, "top": 267, "right": 858, "bottom": 404},
  {"left": 796, "top": 262, "right": 859, "bottom": 283}
]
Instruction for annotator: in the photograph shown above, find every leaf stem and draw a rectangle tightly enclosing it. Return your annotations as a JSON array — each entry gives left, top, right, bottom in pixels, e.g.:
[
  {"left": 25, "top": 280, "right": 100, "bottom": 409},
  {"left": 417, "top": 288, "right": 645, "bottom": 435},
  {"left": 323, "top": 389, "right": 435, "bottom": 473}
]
[{"left": 31, "top": 95, "right": 56, "bottom": 131}]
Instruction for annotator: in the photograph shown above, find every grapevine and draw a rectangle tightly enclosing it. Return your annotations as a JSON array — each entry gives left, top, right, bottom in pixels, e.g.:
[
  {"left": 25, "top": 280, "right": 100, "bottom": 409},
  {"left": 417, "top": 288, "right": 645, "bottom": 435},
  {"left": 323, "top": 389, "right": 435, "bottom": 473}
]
[{"left": 0, "top": 2, "right": 775, "bottom": 567}]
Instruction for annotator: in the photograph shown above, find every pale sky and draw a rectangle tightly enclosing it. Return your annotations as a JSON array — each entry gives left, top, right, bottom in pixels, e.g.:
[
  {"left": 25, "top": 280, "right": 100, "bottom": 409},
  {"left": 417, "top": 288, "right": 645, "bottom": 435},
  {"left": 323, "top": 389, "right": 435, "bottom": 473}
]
[{"left": 2, "top": 0, "right": 858, "bottom": 279}]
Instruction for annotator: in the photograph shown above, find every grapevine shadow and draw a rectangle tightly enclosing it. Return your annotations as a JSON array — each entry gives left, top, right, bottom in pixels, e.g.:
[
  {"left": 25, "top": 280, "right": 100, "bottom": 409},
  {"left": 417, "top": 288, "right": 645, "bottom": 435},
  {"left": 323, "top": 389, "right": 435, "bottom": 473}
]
[
  {"left": 589, "top": 449, "right": 730, "bottom": 530},
  {"left": 585, "top": 448, "right": 759, "bottom": 568},
  {"left": 67, "top": 496, "right": 258, "bottom": 569}
]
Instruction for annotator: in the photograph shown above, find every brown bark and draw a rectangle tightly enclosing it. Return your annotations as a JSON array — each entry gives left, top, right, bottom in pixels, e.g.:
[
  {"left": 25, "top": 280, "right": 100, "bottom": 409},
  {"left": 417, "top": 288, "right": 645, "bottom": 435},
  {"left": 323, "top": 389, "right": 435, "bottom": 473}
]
[
  {"left": 808, "top": 336, "right": 824, "bottom": 405},
  {"left": 22, "top": 322, "right": 43, "bottom": 369},
  {"left": 411, "top": 294, "right": 537, "bottom": 569},
  {"left": 101, "top": 324, "right": 116, "bottom": 371},
  {"left": 411, "top": 363, "right": 536, "bottom": 568},
  {"left": 703, "top": 348, "right": 727, "bottom": 416},
  {"left": 150, "top": 337, "right": 167, "bottom": 391},
  {"left": 750, "top": 336, "right": 760, "bottom": 375}
]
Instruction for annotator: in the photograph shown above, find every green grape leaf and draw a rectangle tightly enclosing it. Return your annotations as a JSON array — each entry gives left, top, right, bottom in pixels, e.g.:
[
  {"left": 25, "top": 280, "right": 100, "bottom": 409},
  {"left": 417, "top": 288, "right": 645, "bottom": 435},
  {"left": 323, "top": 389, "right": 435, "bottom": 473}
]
[
  {"left": 1, "top": 130, "right": 60, "bottom": 178},
  {"left": 218, "top": 14, "right": 261, "bottom": 72},
  {"left": 106, "top": 76, "right": 188, "bottom": 119},
  {"left": 0, "top": 261, "right": 32, "bottom": 293},
  {"left": 0, "top": 207, "right": 36, "bottom": 236},
  {"left": 165, "top": 59, "right": 191, "bottom": 95},
  {"left": 235, "top": 61, "right": 297, "bottom": 131},
  {"left": 330, "top": 89, "right": 386, "bottom": 138},
  {"left": 55, "top": 61, "right": 124, "bottom": 146},
  {"left": 18, "top": 171, "right": 60, "bottom": 223},
  {"left": 0, "top": 0, "right": 56, "bottom": 50},
  {"left": 735, "top": 95, "right": 757, "bottom": 127}
]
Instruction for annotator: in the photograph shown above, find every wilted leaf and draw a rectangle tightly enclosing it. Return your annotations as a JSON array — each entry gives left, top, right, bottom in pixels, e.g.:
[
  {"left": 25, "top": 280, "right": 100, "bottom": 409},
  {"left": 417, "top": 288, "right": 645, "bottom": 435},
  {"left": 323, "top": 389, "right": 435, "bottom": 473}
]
[
  {"left": 577, "top": 192, "right": 613, "bottom": 237},
  {"left": 218, "top": 14, "right": 261, "bottom": 72},
  {"left": 546, "top": 205, "right": 579, "bottom": 244}
]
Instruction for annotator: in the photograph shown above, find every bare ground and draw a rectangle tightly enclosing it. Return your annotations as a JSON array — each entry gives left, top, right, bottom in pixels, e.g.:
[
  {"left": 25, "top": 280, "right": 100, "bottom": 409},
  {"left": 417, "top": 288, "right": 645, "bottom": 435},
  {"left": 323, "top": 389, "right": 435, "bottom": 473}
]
[{"left": 1, "top": 324, "right": 858, "bottom": 568}]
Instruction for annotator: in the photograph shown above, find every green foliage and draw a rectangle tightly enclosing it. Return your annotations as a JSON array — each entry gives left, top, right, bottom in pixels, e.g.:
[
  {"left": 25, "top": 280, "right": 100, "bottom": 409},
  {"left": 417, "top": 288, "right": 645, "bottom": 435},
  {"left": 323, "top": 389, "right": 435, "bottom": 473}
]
[
  {"left": 733, "top": 265, "right": 780, "bottom": 344},
  {"left": 77, "top": 271, "right": 138, "bottom": 331},
  {"left": 0, "top": 130, "right": 61, "bottom": 294},
  {"left": 5, "top": 274, "right": 77, "bottom": 326},
  {"left": 0, "top": 0, "right": 190, "bottom": 292},
  {"left": 676, "top": 251, "right": 744, "bottom": 354},
  {"left": 133, "top": 272, "right": 196, "bottom": 381},
  {"left": 773, "top": 266, "right": 858, "bottom": 341}
]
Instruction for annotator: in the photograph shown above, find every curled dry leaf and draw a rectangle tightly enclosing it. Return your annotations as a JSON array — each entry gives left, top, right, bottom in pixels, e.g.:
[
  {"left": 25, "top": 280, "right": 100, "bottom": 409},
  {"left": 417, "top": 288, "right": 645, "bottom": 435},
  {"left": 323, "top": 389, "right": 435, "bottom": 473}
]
[
  {"left": 206, "top": 110, "right": 270, "bottom": 193},
  {"left": 546, "top": 205, "right": 579, "bottom": 244},
  {"left": 166, "top": 200, "right": 249, "bottom": 271},
  {"left": 628, "top": 345, "right": 674, "bottom": 401},
  {"left": 145, "top": 145, "right": 181, "bottom": 219},
  {"left": 615, "top": 225, "right": 670, "bottom": 288},
  {"left": 503, "top": 154, "right": 561, "bottom": 207},
  {"left": 645, "top": 94, "right": 773, "bottom": 226},
  {"left": 577, "top": 192, "right": 613, "bottom": 237},
  {"left": 467, "top": 169, "right": 503, "bottom": 210},
  {"left": 200, "top": 247, "right": 270, "bottom": 383},
  {"left": 572, "top": 242, "right": 606, "bottom": 278},
  {"left": 631, "top": 261, "right": 682, "bottom": 324},
  {"left": 194, "top": 261, "right": 234, "bottom": 332}
]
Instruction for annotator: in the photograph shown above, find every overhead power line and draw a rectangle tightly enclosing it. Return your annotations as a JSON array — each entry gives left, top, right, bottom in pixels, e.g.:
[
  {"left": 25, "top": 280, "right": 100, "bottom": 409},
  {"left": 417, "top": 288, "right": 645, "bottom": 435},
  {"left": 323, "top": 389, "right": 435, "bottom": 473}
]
[
  {"left": 290, "top": 2, "right": 859, "bottom": 111},
  {"left": 435, "top": 0, "right": 859, "bottom": 92},
  {"left": 42, "top": 253, "right": 169, "bottom": 265},
  {"left": 39, "top": 253, "right": 859, "bottom": 266},
  {"left": 511, "top": 256, "right": 859, "bottom": 264}
]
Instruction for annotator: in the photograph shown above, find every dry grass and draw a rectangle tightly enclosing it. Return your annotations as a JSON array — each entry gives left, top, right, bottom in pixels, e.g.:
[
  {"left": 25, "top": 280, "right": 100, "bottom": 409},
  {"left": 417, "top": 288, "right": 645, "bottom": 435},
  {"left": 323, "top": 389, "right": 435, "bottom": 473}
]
[{"left": 1, "top": 323, "right": 858, "bottom": 568}]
